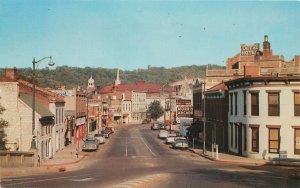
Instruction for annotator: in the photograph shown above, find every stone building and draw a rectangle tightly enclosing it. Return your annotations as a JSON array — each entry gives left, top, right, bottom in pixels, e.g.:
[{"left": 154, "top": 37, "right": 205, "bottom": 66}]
[
  {"left": 0, "top": 69, "right": 62, "bottom": 162},
  {"left": 225, "top": 76, "right": 300, "bottom": 159}
]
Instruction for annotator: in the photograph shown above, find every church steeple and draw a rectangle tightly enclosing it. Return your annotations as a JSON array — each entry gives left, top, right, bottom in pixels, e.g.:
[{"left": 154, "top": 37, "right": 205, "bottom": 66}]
[
  {"left": 115, "top": 69, "right": 121, "bottom": 86},
  {"left": 87, "top": 73, "right": 95, "bottom": 92}
]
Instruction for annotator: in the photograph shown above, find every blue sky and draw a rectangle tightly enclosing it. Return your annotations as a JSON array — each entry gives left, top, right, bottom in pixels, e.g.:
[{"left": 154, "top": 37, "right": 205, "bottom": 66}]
[{"left": 0, "top": 0, "right": 299, "bottom": 70}]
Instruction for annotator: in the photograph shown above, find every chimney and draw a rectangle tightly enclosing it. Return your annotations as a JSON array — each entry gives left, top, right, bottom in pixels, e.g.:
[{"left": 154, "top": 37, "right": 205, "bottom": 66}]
[
  {"left": 263, "top": 35, "right": 272, "bottom": 56},
  {"left": 5, "top": 68, "right": 17, "bottom": 80}
]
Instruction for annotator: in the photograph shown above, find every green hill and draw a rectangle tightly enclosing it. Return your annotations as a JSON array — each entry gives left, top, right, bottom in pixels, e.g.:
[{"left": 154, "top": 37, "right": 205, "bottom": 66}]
[{"left": 0, "top": 65, "right": 224, "bottom": 89}]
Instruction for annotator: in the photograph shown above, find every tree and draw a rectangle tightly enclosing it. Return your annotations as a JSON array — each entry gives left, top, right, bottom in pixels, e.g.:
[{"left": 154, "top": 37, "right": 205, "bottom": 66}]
[
  {"left": 146, "top": 100, "right": 164, "bottom": 121},
  {"left": 0, "top": 101, "right": 8, "bottom": 150}
]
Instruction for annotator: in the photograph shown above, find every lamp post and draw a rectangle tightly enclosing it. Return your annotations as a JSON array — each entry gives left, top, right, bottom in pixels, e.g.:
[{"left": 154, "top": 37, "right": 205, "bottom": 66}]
[{"left": 31, "top": 56, "right": 55, "bottom": 150}]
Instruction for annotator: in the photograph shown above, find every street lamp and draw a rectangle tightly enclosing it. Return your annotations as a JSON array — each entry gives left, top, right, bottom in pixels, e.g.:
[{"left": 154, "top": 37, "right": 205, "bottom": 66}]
[{"left": 31, "top": 56, "right": 55, "bottom": 150}]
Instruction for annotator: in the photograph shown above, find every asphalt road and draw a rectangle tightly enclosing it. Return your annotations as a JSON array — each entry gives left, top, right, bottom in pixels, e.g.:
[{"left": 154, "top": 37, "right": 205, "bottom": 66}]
[{"left": 1, "top": 124, "right": 299, "bottom": 188}]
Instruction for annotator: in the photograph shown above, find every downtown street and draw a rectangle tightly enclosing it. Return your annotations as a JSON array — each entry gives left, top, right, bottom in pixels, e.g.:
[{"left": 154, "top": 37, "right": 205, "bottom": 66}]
[{"left": 1, "top": 124, "right": 299, "bottom": 188}]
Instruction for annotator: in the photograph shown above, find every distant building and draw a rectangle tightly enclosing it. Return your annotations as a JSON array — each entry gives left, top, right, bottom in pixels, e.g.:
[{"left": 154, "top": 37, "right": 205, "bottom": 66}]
[
  {"left": 87, "top": 74, "right": 95, "bottom": 93},
  {"left": 131, "top": 91, "right": 147, "bottom": 123},
  {"left": 50, "top": 86, "right": 87, "bottom": 145},
  {"left": 205, "top": 35, "right": 300, "bottom": 88},
  {"left": 98, "top": 69, "right": 166, "bottom": 124},
  {"left": 115, "top": 69, "right": 121, "bottom": 86}
]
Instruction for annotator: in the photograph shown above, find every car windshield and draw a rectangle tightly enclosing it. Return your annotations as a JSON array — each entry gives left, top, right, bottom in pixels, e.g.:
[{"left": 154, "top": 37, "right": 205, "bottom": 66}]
[{"left": 85, "top": 140, "right": 96, "bottom": 144}]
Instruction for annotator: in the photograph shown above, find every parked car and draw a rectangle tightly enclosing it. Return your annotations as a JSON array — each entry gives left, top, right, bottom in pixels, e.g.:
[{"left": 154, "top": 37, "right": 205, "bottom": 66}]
[
  {"left": 94, "top": 133, "right": 105, "bottom": 144},
  {"left": 158, "top": 130, "right": 169, "bottom": 139},
  {"left": 105, "top": 126, "right": 115, "bottom": 134},
  {"left": 101, "top": 130, "right": 111, "bottom": 138},
  {"left": 151, "top": 123, "right": 160, "bottom": 130},
  {"left": 142, "top": 119, "right": 151, "bottom": 124},
  {"left": 165, "top": 133, "right": 178, "bottom": 144},
  {"left": 86, "top": 137, "right": 100, "bottom": 146},
  {"left": 159, "top": 123, "right": 166, "bottom": 130},
  {"left": 172, "top": 138, "right": 188, "bottom": 149},
  {"left": 82, "top": 140, "right": 98, "bottom": 152}
]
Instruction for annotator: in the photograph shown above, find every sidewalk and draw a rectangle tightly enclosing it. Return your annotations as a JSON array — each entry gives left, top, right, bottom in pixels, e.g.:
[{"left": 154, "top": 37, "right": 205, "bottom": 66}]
[
  {"left": 0, "top": 140, "right": 87, "bottom": 178},
  {"left": 188, "top": 144, "right": 300, "bottom": 167},
  {"left": 170, "top": 124, "right": 299, "bottom": 167},
  {"left": 188, "top": 147, "right": 268, "bottom": 166}
]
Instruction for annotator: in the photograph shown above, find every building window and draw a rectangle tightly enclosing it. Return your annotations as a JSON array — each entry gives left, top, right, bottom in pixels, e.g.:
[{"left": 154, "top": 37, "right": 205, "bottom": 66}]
[
  {"left": 41, "top": 141, "right": 44, "bottom": 158},
  {"left": 61, "top": 108, "right": 63, "bottom": 124},
  {"left": 234, "top": 92, "right": 238, "bottom": 116},
  {"left": 243, "top": 91, "right": 247, "bottom": 116},
  {"left": 295, "top": 92, "right": 300, "bottom": 116},
  {"left": 251, "top": 127, "right": 259, "bottom": 152},
  {"left": 295, "top": 129, "right": 300, "bottom": 154},
  {"left": 268, "top": 93, "right": 280, "bottom": 116},
  {"left": 230, "top": 93, "right": 233, "bottom": 115},
  {"left": 244, "top": 125, "right": 247, "bottom": 151},
  {"left": 56, "top": 109, "right": 58, "bottom": 124},
  {"left": 251, "top": 92, "right": 259, "bottom": 116},
  {"left": 235, "top": 124, "right": 238, "bottom": 149},
  {"left": 269, "top": 128, "right": 280, "bottom": 153},
  {"left": 230, "top": 123, "right": 233, "bottom": 148}
]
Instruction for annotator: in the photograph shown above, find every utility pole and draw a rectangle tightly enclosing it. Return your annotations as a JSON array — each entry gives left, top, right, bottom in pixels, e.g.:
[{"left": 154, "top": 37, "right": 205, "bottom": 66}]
[{"left": 203, "top": 81, "right": 206, "bottom": 154}]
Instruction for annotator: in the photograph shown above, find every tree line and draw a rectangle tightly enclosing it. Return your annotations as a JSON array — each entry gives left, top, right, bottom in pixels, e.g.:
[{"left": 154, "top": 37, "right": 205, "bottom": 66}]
[{"left": 0, "top": 64, "right": 223, "bottom": 89}]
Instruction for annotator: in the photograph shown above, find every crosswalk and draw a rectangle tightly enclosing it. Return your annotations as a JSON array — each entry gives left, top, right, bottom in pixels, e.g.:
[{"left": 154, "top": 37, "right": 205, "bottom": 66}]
[{"left": 111, "top": 173, "right": 168, "bottom": 188}]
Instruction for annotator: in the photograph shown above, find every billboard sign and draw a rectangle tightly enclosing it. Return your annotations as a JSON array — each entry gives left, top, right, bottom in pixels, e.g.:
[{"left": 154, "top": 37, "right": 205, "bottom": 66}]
[{"left": 240, "top": 43, "right": 259, "bottom": 56}]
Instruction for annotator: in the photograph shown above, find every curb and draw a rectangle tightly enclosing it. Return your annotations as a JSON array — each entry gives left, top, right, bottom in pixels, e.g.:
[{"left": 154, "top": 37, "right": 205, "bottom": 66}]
[
  {"left": 0, "top": 155, "right": 87, "bottom": 178},
  {"left": 40, "top": 155, "right": 86, "bottom": 167},
  {"left": 188, "top": 148, "right": 268, "bottom": 166}
]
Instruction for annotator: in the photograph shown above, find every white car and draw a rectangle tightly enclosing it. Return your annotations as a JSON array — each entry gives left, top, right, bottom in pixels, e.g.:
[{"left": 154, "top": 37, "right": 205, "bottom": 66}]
[
  {"left": 151, "top": 123, "right": 160, "bottom": 130},
  {"left": 94, "top": 133, "right": 105, "bottom": 144},
  {"left": 158, "top": 130, "right": 168, "bottom": 139},
  {"left": 172, "top": 138, "right": 189, "bottom": 149},
  {"left": 165, "top": 133, "right": 178, "bottom": 144}
]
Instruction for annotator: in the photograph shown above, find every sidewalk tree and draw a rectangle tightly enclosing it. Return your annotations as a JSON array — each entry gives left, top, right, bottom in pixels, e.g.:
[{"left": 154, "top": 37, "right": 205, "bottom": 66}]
[
  {"left": 0, "top": 100, "right": 8, "bottom": 150},
  {"left": 146, "top": 100, "right": 164, "bottom": 121}
]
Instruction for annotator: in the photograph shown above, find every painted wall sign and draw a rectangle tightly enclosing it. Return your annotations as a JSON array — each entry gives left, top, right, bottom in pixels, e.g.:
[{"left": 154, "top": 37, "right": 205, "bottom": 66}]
[{"left": 240, "top": 43, "right": 259, "bottom": 56}]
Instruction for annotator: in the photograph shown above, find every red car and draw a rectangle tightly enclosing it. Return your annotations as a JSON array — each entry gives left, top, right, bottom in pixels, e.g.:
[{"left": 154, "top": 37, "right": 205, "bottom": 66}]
[{"left": 105, "top": 126, "right": 114, "bottom": 134}]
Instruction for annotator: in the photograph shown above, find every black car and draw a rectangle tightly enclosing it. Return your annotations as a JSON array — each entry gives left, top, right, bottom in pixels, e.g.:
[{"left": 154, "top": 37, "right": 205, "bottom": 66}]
[
  {"left": 101, "top": 130, "right": 111, "bottom": 138},
  {"left": 159, "top": 123, "right": 166, "bottom": 129}
]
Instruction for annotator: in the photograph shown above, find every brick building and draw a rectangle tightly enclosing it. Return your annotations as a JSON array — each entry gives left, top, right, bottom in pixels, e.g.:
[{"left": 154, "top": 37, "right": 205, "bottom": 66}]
[
  {"left": 205, "top": 35, "right": 300, "bottom": 88},
  {"left": 50, "top": 86, "right": 87, "bottom": 145},
  {"left": 204, "top": 83, "right": 229, "bottom": 151},
  {"left": 192, "top": 35, "right": 300, "bottom": 153}
]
